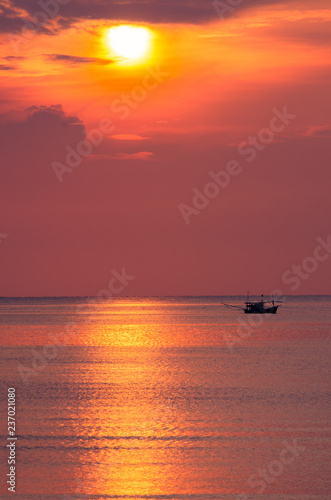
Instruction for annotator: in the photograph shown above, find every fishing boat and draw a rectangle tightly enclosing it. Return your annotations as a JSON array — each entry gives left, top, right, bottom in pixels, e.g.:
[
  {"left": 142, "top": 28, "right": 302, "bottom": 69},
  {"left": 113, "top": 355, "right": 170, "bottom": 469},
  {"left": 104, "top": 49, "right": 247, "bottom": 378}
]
[
  {"left": 244, "top": 294, "right": 278, "bottom": 314},
  {"left": 222, "top": 292, "right": 281, "bottom": 314}
]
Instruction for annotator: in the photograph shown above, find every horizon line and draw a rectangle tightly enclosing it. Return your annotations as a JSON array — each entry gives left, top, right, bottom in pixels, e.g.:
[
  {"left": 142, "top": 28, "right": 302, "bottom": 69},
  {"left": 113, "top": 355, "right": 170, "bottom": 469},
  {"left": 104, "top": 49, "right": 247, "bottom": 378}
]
[{"left": 0, "top": 294, "right": 330, "bottom": 299}]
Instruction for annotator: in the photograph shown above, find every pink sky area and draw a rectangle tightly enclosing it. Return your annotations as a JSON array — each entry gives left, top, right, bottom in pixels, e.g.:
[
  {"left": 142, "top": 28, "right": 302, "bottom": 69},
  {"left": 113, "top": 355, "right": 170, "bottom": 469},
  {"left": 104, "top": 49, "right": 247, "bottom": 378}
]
[{"left": 0, "top": 0, "right": 331, "bottom": 295}]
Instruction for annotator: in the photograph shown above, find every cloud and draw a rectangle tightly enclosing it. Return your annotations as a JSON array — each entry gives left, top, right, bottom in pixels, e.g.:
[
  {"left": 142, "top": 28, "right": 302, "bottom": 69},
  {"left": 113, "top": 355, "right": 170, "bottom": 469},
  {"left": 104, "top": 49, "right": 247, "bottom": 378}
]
[
  {"left": 110, "top": 151, "right": 154, "bottom": 160},
  {"left": 304, "top": 125, "right": 331, "bottom": 138},
  {"left": 0, "top": 1, "right": 54, "bottom": 35},
  {"left": 4, "top": 55, "right": 25, "bottom": 60},
  {"left": 0, "top": 0, "right": 302, "bottom": 34},
  {"left": 44, "top": 54, "right": 115, "bottom": 65},
  {"left": 0, "top": 63, "right": 16, "bottom": 70},
  {"left": 24, "top": 104, "right": 85, "bottom": 130},
  {"left": 85, "top": 153, "right": 115, "bottom": 161},
  {"left": 0, "top": 55, "right": 25, "bottom": 70},
  {"left": 0, "top": 3, "right": 27, "bottom": 33},
  {"left": 111, "top": 134, "right": 150, "bottom": 141},
  {"left": 0, "top": 103, "right": 87, "bottom": 198},
  {"left": 84, "top": 152, "right": 153, "bottom": 161}
]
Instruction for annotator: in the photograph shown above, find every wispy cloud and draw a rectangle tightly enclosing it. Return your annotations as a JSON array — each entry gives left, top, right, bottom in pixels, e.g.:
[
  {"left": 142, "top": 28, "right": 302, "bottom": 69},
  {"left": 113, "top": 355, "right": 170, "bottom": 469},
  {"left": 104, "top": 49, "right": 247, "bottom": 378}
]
[
  {"left": 0, "top": 63, "right": 16, "bottom": 70},
  {"left": 44, "top": 54, "right": 115, "bottom": 65},
  {"left": 110, "top": 152, "right": 154, "bottom": 161},
  {"left": 304, "top": 125, "right": 331, "bottom": 137},
  {"left": 4, "top": 55, "right": 25, "bottom": 61},
  {"left": 86, "top": 151, "right": 154, "bottom": 161},
  {"left": 111, "top": 134, "right": 150, "bottom": 141}
]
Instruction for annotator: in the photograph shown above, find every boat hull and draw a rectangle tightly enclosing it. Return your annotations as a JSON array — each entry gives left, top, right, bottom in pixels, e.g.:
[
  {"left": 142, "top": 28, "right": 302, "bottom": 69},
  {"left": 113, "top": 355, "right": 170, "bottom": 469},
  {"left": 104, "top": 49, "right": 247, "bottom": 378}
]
[{"left": 244, "top": 305, "right": 278, "bottom": 314}]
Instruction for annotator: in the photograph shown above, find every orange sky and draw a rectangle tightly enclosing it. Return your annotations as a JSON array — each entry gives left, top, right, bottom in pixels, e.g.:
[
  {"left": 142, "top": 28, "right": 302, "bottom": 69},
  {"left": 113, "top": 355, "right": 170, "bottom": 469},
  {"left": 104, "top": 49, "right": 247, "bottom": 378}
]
[{"left": 1, "top": 0, "right": 331, "bottom": 295}]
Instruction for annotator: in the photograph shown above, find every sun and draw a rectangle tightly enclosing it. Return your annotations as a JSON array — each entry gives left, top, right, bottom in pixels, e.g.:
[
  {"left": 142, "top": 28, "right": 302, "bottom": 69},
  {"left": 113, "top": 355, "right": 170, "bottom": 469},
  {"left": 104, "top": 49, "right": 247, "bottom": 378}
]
[{"left": 107, "top": 25, "right": 151, "bottom": 60}]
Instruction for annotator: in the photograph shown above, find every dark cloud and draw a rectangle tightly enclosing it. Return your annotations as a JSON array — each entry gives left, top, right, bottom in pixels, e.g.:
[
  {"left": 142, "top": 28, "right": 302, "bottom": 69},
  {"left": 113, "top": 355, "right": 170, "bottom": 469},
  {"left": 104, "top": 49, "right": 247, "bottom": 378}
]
[
  {"left": 0, "top": 55, "right": 25, "bottom": 70},
  {"left": 4, "top": 55, "right": 25, "bottom": 60},
  {"left": 0, "top": 103, "right": 86, "bottom": 190},
  {"left": 0, "top": 1, "right": 53, "bottom": 34},
  {"left": 0, "top": 0, "right": 300, "bottom": 34},
  {"left": 44, "top": 54, "right": 115, "bottom": 65},
  {"left": 24, "top": 104, "right": 85, "bottom": 130},
  {"left": 0, "top": 3, "right": 25, "bottom": 33},
  {"left": 0, "top": 63, "right": 16, "bottom": 70}
]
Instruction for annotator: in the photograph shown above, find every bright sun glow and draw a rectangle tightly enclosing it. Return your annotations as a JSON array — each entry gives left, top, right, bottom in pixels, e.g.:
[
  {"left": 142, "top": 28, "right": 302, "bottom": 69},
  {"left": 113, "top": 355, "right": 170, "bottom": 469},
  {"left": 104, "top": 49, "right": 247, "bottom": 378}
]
[{"left": 108, "top": 25, "right": 151, "bottom": 60}]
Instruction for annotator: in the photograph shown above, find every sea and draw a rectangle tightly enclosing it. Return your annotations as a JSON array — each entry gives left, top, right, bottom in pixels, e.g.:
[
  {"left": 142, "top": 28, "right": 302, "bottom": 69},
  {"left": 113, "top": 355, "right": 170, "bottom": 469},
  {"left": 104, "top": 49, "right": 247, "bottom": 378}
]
[{"left": 0, "top": 295, "right": 330, "bottom": 499}]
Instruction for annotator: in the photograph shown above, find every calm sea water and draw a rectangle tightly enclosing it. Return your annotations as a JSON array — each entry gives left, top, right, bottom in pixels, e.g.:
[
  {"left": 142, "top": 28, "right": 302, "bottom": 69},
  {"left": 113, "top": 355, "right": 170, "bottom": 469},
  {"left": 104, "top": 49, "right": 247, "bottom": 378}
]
[{"left": 0, "top": 296, "right": 330, "bottom": 499}]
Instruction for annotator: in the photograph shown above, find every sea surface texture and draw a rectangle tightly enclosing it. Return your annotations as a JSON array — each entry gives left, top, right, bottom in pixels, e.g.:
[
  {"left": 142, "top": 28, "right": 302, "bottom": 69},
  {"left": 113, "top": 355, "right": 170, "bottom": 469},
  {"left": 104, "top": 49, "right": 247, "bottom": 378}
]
[{"left": 0, "top": 296, "right": 330, "bottom": 499}]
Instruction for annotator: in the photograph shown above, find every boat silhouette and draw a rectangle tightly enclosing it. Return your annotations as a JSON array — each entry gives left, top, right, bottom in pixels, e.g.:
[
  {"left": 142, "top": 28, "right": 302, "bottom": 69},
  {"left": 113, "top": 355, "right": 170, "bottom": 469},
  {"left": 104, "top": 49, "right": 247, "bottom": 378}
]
[
  {"left": 223, "top": 292, "right": 281, "bottom": 314},
  {"left": 244, "top": 293, "right": 278, "bottom": 314}
]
